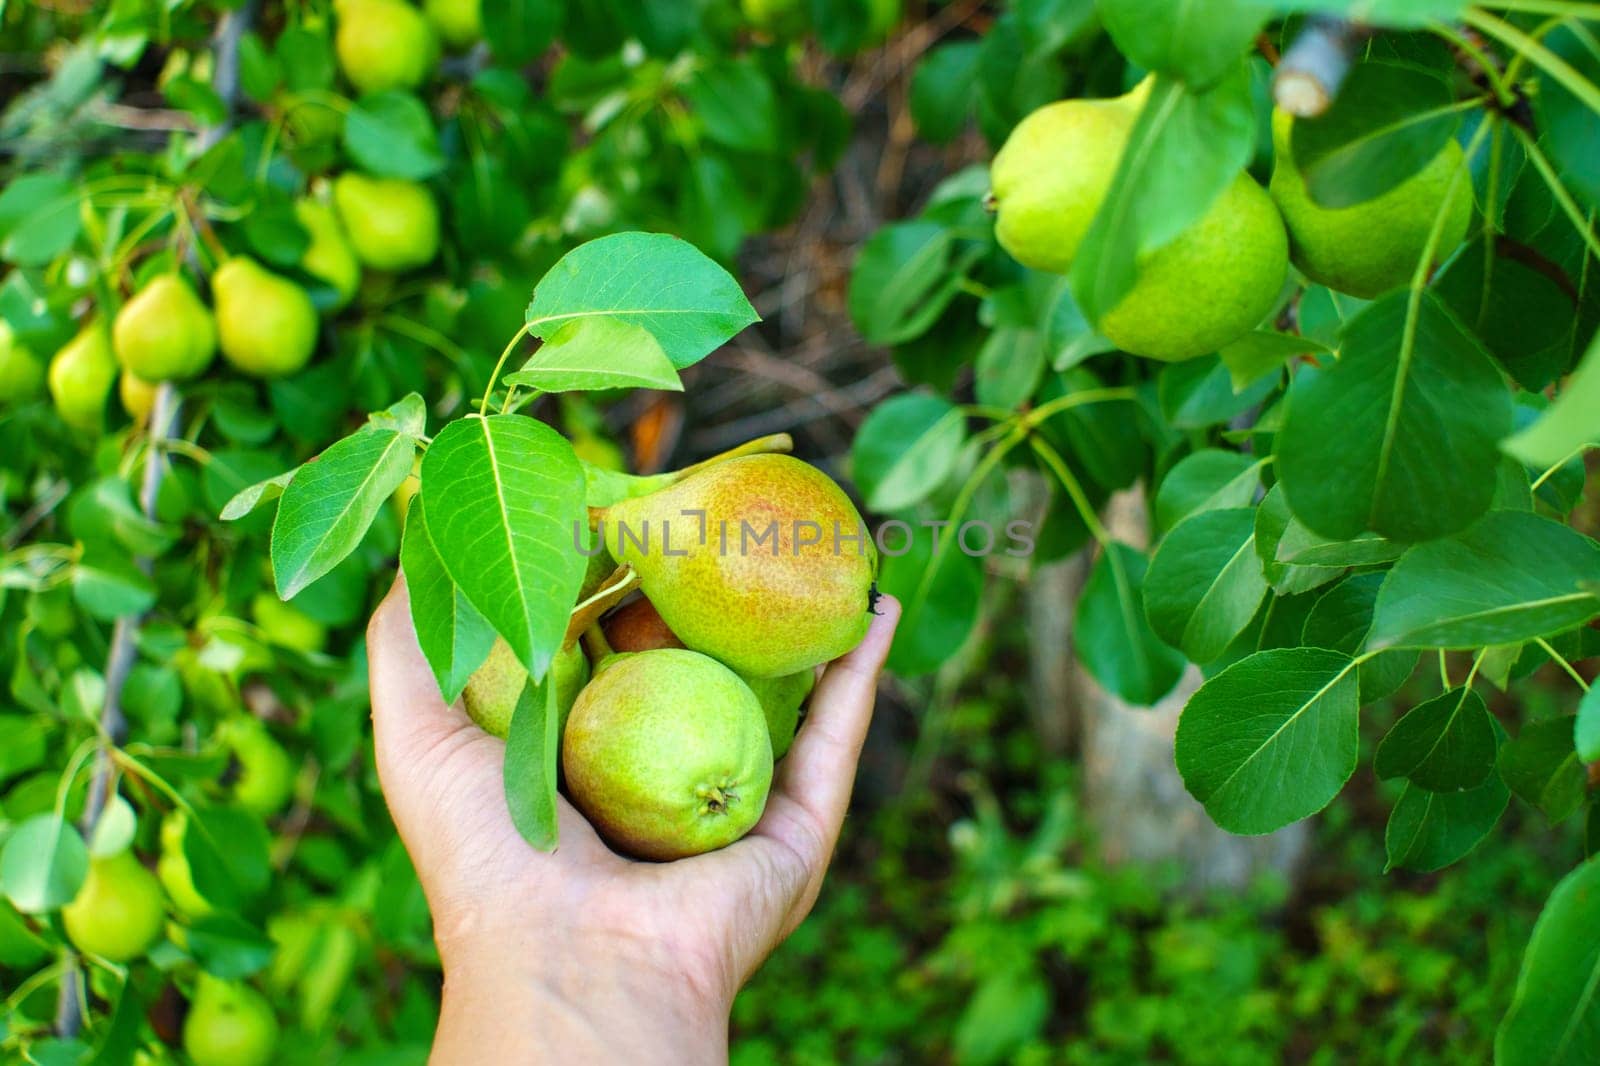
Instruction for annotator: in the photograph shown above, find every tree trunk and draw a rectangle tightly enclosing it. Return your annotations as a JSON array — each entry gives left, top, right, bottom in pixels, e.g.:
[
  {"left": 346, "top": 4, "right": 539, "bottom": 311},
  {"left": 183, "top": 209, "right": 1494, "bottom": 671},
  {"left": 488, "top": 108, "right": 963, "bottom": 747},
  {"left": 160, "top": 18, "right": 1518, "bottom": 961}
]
[{"left": 1026, "top": 490, "right": 1308, "bottom": 894}]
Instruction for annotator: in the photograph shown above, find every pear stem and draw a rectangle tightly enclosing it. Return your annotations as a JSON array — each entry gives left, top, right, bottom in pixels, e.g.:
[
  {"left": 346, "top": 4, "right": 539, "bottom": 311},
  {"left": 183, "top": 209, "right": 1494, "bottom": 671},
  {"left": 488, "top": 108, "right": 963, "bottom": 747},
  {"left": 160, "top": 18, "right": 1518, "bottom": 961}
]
[
  {"left": 581, "top": 623, "right": 615, "bottom": 663},
  {"left": 564, "top": 567, "right": 638, "bottom": 649},
  {"left": 668, "top": 433, "right": 793, "bottom": 482}
]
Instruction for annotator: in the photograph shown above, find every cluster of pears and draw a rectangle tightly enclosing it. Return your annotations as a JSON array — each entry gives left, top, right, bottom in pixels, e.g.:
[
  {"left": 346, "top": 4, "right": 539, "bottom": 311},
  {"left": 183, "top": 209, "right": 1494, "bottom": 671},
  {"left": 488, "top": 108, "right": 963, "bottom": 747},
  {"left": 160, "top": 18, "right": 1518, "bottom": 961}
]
[
  {"left": 460, "top": 452, "right": 876, "bottom": 861},
  {"left": 990, "top": 82, "right": 1474, "bottom": 358},
  {"left": 16, "top": 173, "right": 441, "bottom": 432}
]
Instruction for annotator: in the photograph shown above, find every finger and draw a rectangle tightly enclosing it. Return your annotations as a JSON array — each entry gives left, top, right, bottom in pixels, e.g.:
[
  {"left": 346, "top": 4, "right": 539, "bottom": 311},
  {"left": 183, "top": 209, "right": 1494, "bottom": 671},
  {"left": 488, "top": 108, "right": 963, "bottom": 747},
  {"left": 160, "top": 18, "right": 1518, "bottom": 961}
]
[
  {"left": 367, "top": 575, "right": 475, "bottom": 765},
  {"left": 756, "top": 596, "right": 899, "bottom": 879}
]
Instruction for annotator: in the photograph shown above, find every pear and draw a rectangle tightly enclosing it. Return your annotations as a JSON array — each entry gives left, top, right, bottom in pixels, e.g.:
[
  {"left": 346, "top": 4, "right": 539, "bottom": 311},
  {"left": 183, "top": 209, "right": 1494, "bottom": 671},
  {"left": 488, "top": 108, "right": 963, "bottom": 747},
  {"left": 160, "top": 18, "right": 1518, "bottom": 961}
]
[
  {"left": 183, "top": 975, "right": 279, "bottom": 1066},
  {"left": 991, "top": 86, "right": 1286, "bottom": 360},
  {"left": 563, "top": 648, "right": 773, "bottom": 860},
  {"left": 425, "top": 0, "right": 482, "bottom": 49},
  {"left": 335, "top": 0, "right": 438, "bottom": 94},
  {"left": 0, "top": 320, "right": 45, "bottom": 404},
  {"left": 1270, "top": 110, "right": 1474, "bottom": 298},
  {"left": 462, "top": 638, "right": 590, "bottom": 739},
  {"left": 156, "top": 813, "right": 212, "bottom": 919},
  {"left": 745, "top": 669, "right": 813, "bottom": 760},
  {"left": 988, "top": 81, "right": 1150, "bottom": 275},
  {"left": 602, "top": 595, "right": 811, "bottom": 757},
  {"left": 61, "top": 850, "right": 166, "bottom": 962},
  {"left": 112, "top": 274, "right": 217, "bottom": 382},
  {"left": 603, "top": 454, "right": 877, "bottom": 678},
  {"left": 48, "top": 320, "right": 117, "bottom": 433},
  {"left": 221, "top": 718, "right": 296, "bottom": 817},
  {"left": 1097, "top": 173, "right": 1289, "bottom": 362},
  {"left": 119, "top": 370, "right": 158, "bottom": 421},
  {"left": 295, "top": 199, "right": 361, "bottom": 308},
  {"left": 603, "top": 596, "right": 687, "bottom": 653},
  {"left": 333, "top": 173, "right": 440, "bottom": 272},
  {"left": 213, "top": 257, "right": 319, "bottom": 378}
]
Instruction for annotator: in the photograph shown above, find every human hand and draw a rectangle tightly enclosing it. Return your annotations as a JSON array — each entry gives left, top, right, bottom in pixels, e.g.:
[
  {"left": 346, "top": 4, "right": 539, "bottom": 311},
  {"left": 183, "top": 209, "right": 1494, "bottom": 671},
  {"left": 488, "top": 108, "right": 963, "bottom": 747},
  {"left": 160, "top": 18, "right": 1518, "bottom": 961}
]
[{"left": 366, "top": 578, "right": 900, "bottom": 1064}]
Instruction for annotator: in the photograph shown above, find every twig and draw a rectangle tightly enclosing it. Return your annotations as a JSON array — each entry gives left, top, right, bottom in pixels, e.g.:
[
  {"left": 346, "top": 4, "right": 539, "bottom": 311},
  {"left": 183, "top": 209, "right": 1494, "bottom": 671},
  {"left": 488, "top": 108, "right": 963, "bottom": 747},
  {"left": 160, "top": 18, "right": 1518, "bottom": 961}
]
[{"left": 1273, "top": 16, "right": 1366, "bottom": 116}]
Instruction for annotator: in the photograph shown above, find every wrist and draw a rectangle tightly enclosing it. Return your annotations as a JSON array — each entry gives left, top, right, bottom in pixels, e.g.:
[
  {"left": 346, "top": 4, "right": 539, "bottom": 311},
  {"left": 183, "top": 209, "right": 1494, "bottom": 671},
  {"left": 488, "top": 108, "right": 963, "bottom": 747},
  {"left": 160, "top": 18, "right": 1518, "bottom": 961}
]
[{"left": 434, "top": 925, "right": 731, "bottom": 1064}]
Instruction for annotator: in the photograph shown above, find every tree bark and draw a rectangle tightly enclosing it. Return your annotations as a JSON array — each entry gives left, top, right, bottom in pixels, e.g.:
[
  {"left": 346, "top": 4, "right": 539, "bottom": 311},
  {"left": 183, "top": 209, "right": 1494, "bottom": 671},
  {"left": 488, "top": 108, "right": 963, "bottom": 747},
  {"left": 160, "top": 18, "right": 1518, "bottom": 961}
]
[{"left": 1027, "top": 489, "right": 1308, "bottom": 894}]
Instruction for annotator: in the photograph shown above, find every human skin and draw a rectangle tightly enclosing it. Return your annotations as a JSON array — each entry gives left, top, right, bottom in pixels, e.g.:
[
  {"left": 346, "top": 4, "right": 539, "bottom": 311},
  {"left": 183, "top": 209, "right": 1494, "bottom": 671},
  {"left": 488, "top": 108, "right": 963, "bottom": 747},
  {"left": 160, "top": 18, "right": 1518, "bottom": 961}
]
[{"left": 366, "top": 579, "right": 900, "bottom": 1064}]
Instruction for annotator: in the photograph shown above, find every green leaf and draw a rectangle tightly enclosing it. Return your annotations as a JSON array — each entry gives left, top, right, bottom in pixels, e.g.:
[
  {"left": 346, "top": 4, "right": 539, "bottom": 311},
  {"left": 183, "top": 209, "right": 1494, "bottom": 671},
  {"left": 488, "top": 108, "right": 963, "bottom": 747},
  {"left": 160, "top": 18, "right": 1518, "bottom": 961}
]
[
  {"left": 1070, "top": 69, "right": 1256, "bottom": 322},
  {"left": 343, "top": 92, "right": 445, "bottom": 181},
  {"left": 880, "top": 530, "right": 983, "bottom": 677},
  {"left": 72, "top": 552, "right": 157, "bottom": 621},
  {"left": 1253, "top": 485, "right": 1343, "bottom": 596},
  {"left": 1276, "top": 0, "right": 1466, "bottom": 27},
  {"left": 974, "top": 328, "right": 1046, "bottom": 410},
  {"left": 1175, "top": 648, "right": 1360, "bottom": 834},
  {"left": 683, "top": 59, "right": 780, "bottom": 154},
  {"left": 1076, "top": 543, "right": 1186, "bottom": 706},
  {"left": 187, "top": 914, "right": 277, "bottom": 979},
  {"left": 524, "top": 232, "right": 757, "bottom": 370},
  {"left": 419, "top": 415, "right": 586, "bottom": 680},
  {"left": 1369, "top": 511, "right": 1600, "bottom": 650},
  {"left": 0, "top": 814, "right": 88, "bottom": 913},
  {"left": 0, "top": 172, "right": 81, "bottom": 266},
  {"left": 1498, "top": 857, "right": 1600, "bottom": 1066},
  {"left": 272, "top": 428, "right": 417, "bottom": 599},
  {"left": 504, "top": 673, "right": 559, "bottom": 850},
  {"left": 399, "top": 498, "right": 497, "bottom": 703},
  {"left": 1499, "top": 716, "right": 1586, "bottom": 824},
  {"left": 503, "top": 317, "right": 683, "bottom": 394},
  {"left": 1532, "top": 22, "right": 1600, "bottom": 210},
  {"left": 1098, "top": 0, "right": 1267, "bottom": 87},
  {"left": 1152, "top": 449, "right": 1261, "bottom": 532},
  {"left": 1435, "top": 237, "right": 1578, "bottom": 392},
  {"left": 1157, "top": 354, "right": 1278, "bottom": 429},
  {"left": 1290, "top": 62, "right": 1459, "bottom": 208},
  {"left": 910, "top": 41, "right": 981, "bottom": 143},
  {"left": 483, "top": 0, "right": 560, "bottom": 66},
  {"left": 848, "top": 221, "right": 971, "bottom": 347},
  {"left": 1144, "top": 508, "right": 1267, "bottom": 664},
  {"left": 1278, "top": 291, "right": 1512, "bottom": 543},
  {"left": 1385, "top": 755, "right": 1508, "bottom": 873},
  {"left": 183, "top": 806, "right": 272, "bottom": 910},
  {"left": 365, "top": 393, "right": 428, "bottom": 438},
  {"left": 1374, "top": 687, "right": 1497, "bottom": 792},
  {"left": 851, "top": 394, "right": 967, "bottom": 513},
  {"left": 1503, "top": 330, "right": 1600, "bottom": 469},
  {"left": 1218, "top": 330, "right": 1327, "bottom": 392},
  {"left": 1577, "top": 687, "right": 1600, "bottom": 764},
  {"left": 1300, "top": 572, "right": 1416, "bottom": 704}
]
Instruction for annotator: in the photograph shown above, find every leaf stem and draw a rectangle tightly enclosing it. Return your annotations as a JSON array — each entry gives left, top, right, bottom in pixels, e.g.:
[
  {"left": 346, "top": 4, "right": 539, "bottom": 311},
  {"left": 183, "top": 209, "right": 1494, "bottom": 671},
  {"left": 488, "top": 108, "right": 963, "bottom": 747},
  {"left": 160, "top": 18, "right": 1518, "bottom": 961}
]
[
  {"left": 1509, "top": 125, "right": 1600, "bottom": 262},
  {"left": 1028, "top": 434, "right": 1110, "bottom": 547},
  {"left": 481, "top": 320, "right": 537, "bottom": 416},
  {"left": 1021, "top": 386, "right": 1138, "bottom": 429},
  {"left": 1531, "top": 444, "right": 1593, "bottom": 491},
  {"left": 1535, "top": 637, "right": 1590, "bottom": 691},
  {"left": 1464, "top": 9, "right": 1600, "bottom": 116}
]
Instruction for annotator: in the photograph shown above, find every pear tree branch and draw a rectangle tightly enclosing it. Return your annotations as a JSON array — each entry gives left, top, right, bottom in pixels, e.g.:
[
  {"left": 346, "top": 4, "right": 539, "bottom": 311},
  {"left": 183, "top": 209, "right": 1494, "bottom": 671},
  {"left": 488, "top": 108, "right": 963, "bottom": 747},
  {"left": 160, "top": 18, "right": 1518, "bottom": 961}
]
[{"left": 1273, "top": 16, "right": 1366, "bottom": 117}]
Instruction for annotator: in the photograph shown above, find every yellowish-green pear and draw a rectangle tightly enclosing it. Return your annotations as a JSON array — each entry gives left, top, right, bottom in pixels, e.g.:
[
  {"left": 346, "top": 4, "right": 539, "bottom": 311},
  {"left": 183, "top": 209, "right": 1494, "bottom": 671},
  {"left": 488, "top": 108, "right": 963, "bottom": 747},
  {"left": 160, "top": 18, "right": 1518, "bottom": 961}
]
[
  {"left": 1269, "top": 110, "right": 1474, "bottom": 298},
  {"left": 335, "top": 0, "right": 438, "bottom": 94},
  {"left": 295, "top": 199, "right": 361, "bottom": 308},
  {"left": 424, "top": 0, "right": 482, "bottom": 49},
  {"left": 213, "top": 257, "right": 319, "bottom": 378},
  {"left": 333, "top": 173, "right": 440, "bottom": 272},
  {"left": 62, "top": 850, "right": 166, "bottom": 962},
  {"left": 563, "top": 649, "right": 773, "bottom": 860},
  {"left": 0, "top": 320, "right": 45, "bottom": 404},
  {"left": 112, "top": 274, "right": 217, "bottom": 382},
  {"left": 48, "top": 320, "right": 117, "bottom": 433}
]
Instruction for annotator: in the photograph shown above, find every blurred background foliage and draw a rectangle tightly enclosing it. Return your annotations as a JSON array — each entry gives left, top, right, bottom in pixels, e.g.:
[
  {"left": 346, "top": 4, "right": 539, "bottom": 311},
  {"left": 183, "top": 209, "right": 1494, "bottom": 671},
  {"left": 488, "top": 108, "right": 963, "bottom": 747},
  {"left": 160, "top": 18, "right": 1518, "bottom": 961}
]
[{"left": 0, "top": 0, "right": 1594, "bottom": 1063}]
